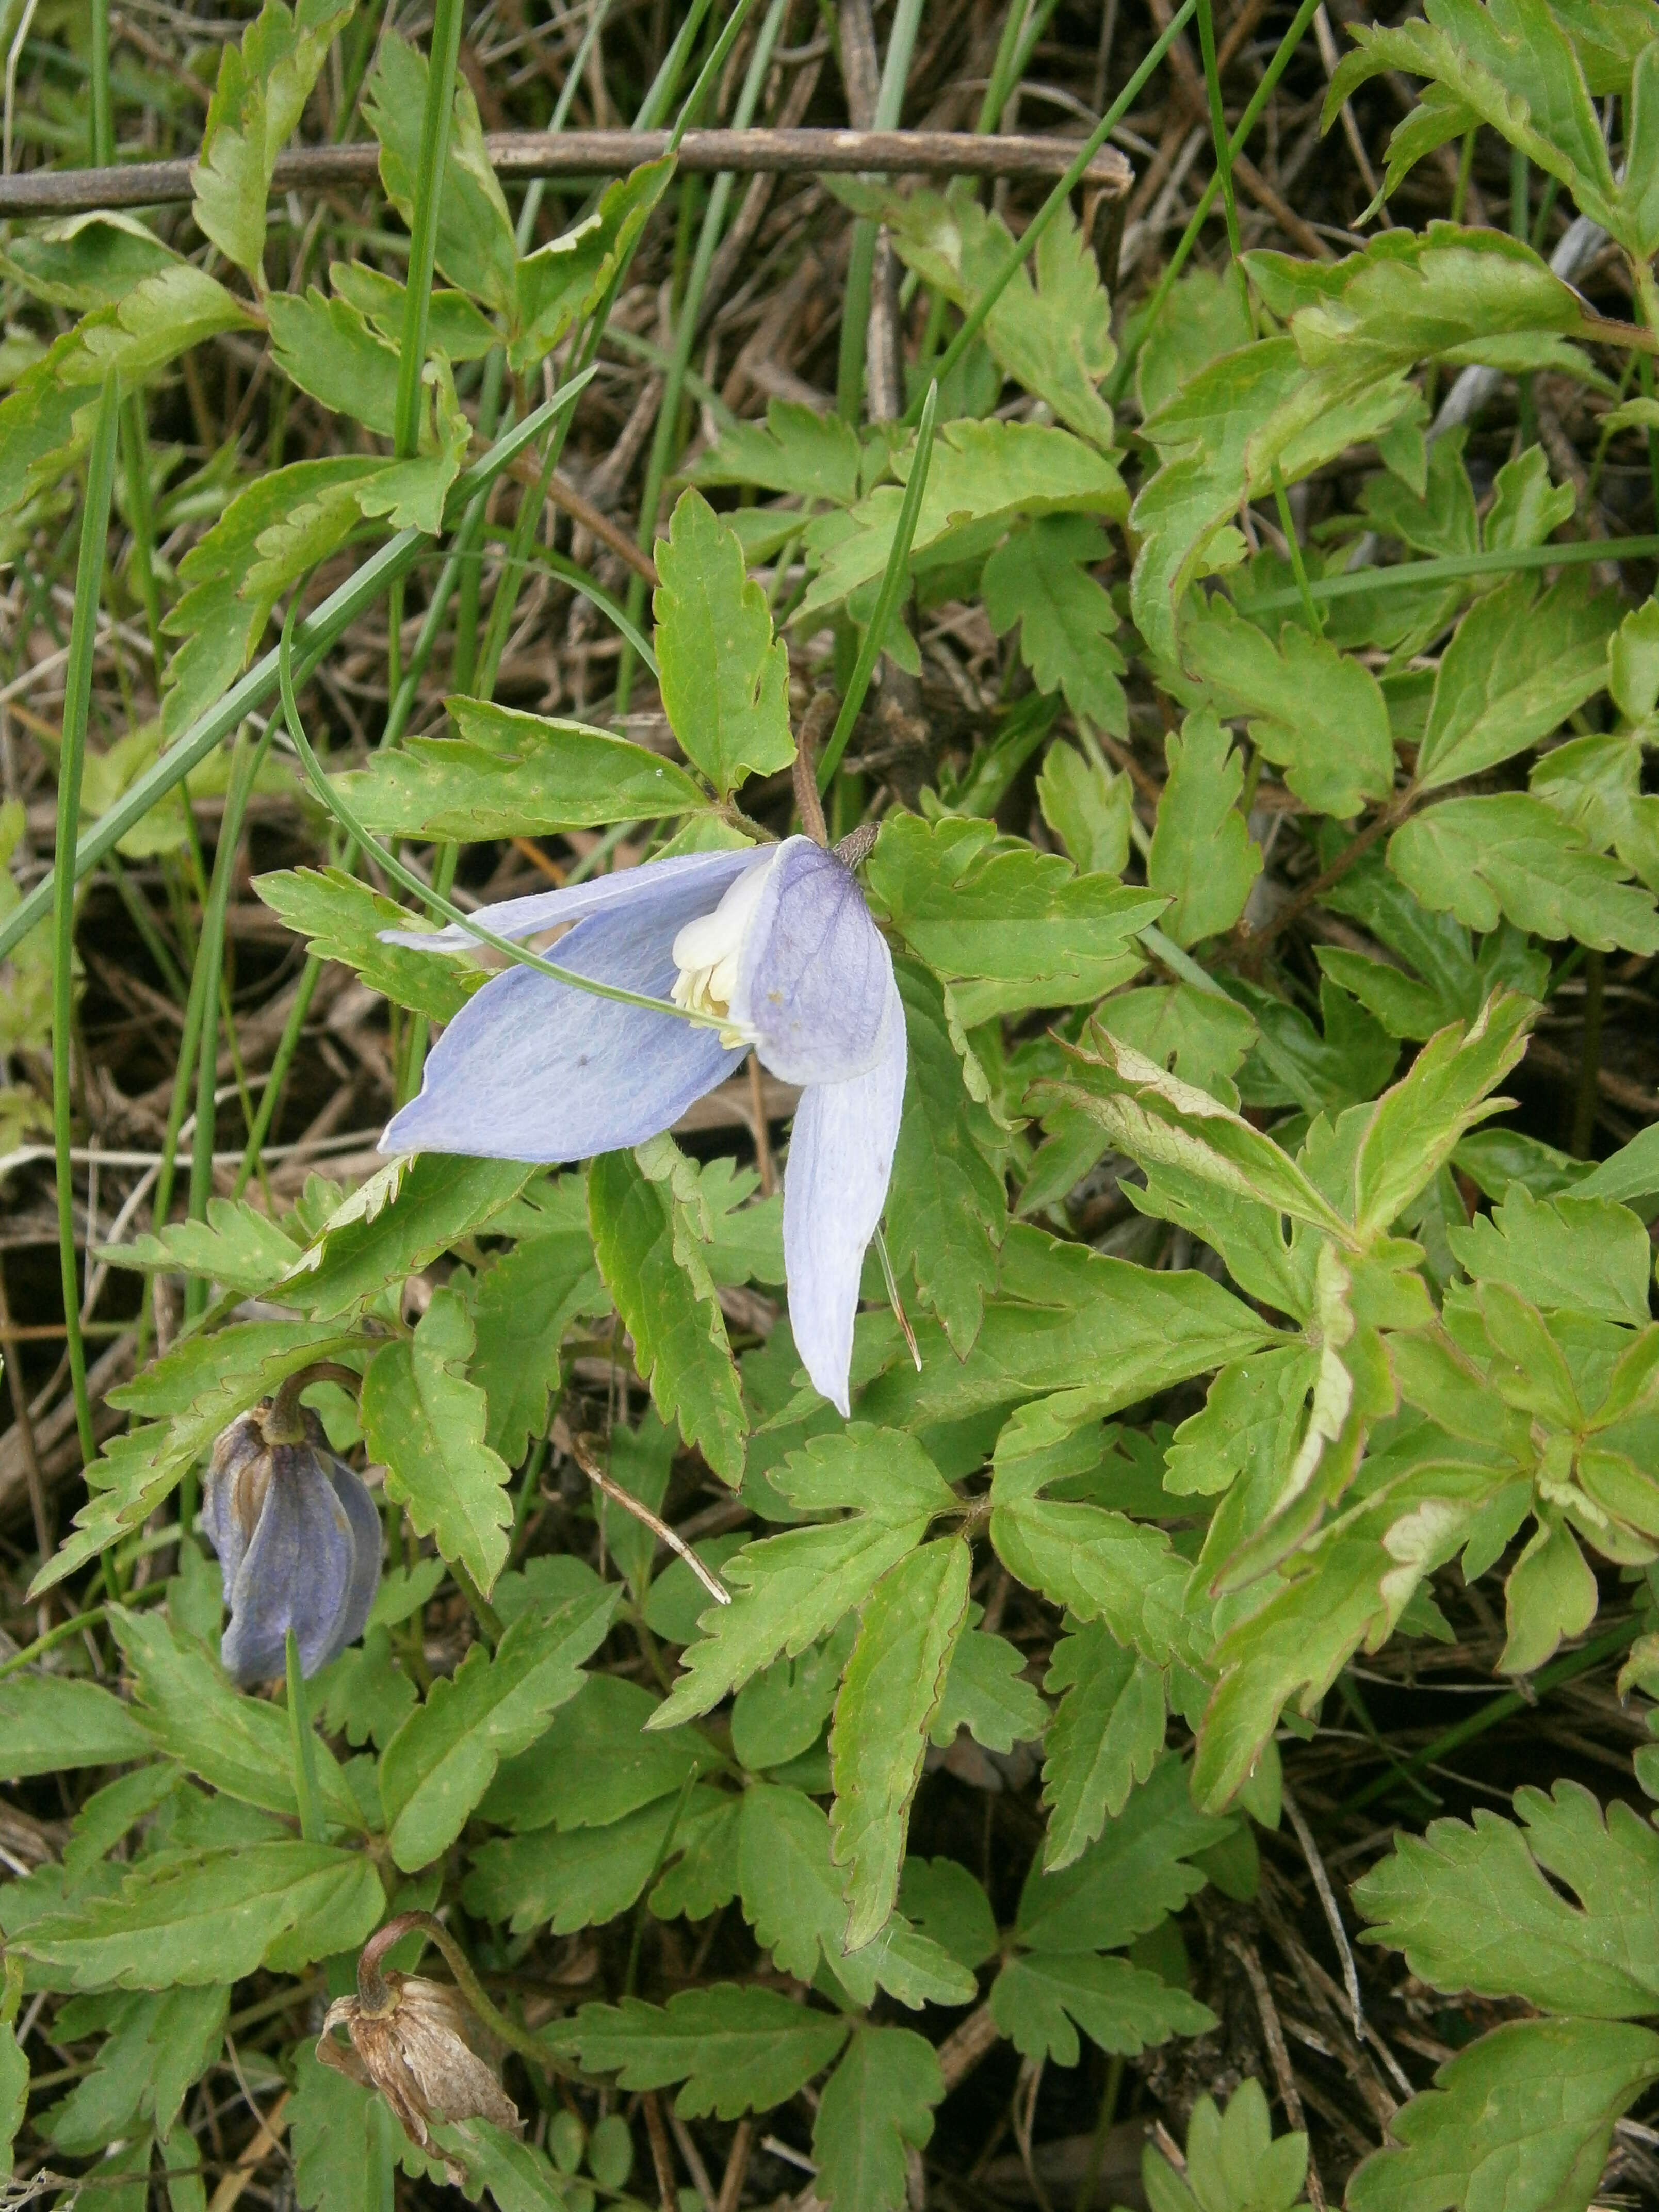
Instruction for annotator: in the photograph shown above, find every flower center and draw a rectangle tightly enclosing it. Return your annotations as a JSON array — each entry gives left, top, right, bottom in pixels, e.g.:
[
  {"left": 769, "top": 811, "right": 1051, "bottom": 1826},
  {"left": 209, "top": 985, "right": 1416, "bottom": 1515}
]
[{"left": 670, "top": 856, "right": 775, "bottom": 1047}]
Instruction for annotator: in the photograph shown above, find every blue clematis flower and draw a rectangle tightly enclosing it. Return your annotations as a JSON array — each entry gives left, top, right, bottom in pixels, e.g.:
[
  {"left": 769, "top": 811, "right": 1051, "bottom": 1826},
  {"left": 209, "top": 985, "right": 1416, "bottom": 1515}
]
[
  {"left": 204, "top": 1405, "right": 382, "bottom": 1684},
  {"left": 379, "top": 836, "right": 906, "bottom": 1415}
]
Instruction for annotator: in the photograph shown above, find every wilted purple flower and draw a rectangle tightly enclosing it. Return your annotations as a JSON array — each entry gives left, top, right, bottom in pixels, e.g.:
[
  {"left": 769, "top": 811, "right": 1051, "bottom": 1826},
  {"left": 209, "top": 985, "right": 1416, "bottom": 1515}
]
[
  {"left": 203, "top": 1403, "right": 381, "bottom": 1685},
  {"left": 379, "top": 836, "right": 906, "bottom": 1415}
]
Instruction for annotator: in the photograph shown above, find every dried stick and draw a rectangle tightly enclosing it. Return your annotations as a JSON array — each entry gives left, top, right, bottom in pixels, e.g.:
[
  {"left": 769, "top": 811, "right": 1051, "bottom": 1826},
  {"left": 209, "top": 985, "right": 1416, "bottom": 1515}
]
[
  {"left": 1228, "top": 1937, "right": 1328, "bottom": 2211},
  {"left": 715, "top": 2121, "right": 754, "bottom": 2212},
  {"left": 1281, "top": 1785, "right": 1364, "bottom": 2041},
  {"left": 643, "top": 2093, "right": 679, "bottom": 2212},
  {"left": 565, "top": 1430, "right": 733, "bottom": 1605},
  {"left": 0, "top": 128, "right": 1133, "bottom": 218}
]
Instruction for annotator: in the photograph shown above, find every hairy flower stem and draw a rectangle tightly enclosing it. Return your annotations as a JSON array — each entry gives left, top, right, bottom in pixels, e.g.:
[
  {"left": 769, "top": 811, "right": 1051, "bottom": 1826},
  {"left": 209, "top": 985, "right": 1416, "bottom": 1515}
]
[
  {"left": 262, "top": 1364, "right": 364, "bottom": 1446},
  {"left": 360, "top": 1913, "right": 574, "bottom": 2078}
]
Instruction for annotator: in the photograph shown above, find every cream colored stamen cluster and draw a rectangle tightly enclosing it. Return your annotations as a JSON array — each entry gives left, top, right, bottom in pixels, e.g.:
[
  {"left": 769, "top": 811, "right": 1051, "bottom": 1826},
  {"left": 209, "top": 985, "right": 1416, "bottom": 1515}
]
[{"left": 670, "top": 857, "right": 773, "bottom": 1048}]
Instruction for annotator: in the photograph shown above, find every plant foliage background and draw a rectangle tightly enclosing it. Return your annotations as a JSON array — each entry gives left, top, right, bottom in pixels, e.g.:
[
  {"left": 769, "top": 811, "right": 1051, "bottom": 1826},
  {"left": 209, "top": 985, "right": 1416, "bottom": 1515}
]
[{"left": 4, "top": 0, "right": 1659, "bottom": 2206}]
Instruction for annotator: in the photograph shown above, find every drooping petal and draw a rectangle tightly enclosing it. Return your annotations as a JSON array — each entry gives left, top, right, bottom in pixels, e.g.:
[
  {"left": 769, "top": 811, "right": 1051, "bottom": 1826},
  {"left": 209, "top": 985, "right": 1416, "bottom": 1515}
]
[
  {"left": 201, "top": 1413, "right": 264, "bottom": 1596},
  {"left": 735, "top": 837, "right": 894, "bottom": 1087},
  {"left": 381, "top": 848, "right": 757, "bottom": 953},
  {"left": 782, "top": 973, "right": 908, "bottom": 1416},
  {"left": 326, "top": 1456, "right": 383, "bottom": 1663},
  {"left": 382, "top": 892, "right": 747, "bottom": 1163},
  {"left": 221, "top": 1447, "right": 355, "bottom": 1684}
]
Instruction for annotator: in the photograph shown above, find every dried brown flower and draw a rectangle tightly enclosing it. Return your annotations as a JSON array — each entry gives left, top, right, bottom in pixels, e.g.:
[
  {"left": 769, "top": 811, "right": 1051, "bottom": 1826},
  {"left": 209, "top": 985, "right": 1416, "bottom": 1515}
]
[{"left": 319, "top": 1918, "right": 521, "bottom": 2183}]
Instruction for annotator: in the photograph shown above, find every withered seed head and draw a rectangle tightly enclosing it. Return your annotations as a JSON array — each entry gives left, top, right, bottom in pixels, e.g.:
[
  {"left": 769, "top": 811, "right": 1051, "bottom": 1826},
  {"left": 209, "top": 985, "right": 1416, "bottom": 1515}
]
[{"left": 319, "top": 1969, "right": 522, "bottom": 2182}]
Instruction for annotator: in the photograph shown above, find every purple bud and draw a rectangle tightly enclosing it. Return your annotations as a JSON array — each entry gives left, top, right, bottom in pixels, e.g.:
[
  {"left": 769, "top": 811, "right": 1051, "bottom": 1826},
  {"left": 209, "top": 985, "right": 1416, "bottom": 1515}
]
[{"left": 203, "top": 1404, "right": 381, "bottom": 1686}]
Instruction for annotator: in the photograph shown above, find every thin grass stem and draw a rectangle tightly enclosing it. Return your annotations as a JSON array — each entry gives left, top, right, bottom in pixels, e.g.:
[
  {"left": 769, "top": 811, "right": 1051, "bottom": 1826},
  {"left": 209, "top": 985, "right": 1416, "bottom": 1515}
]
[
  {"left": 51, "top": 372, "right": 120, "bottom": 1472},
  {"left": 275, "top": 604, "right": 732, "bottom": 1031},
  {"left": 838, "top": 0, "right": 928, "bottom": 423},
  {"left": 285, "top": 1630, "right": 323, "bottom": 1845},
  {"left": 818, "top": 380, "right": 938, "bottom": 790},
  {"left": 1106, "top": 0, "right": 1321, "bottom": 404},
  {"left": 393, "top": 0, "right": 467, "bottom": 462},
  {"left": 921, "top": 0, "right": 1199, "bottom": 418},
  {"left": 615, "top": 0, "right": 786, "bottom": 709},
  {"left": 0, "top": 383, "right": 596, "bottom": 967}
]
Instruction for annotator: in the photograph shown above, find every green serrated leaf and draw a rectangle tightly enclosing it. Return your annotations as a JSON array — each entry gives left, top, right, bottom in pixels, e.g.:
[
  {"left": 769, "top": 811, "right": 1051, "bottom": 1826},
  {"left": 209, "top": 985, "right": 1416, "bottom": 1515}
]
[
  {"left": 193, "top": 0, "right": 351, "bottom": 280},
  {"left": 983, "top": 517, "right": 1127, "bottom": 736},
  {"left": 479, "top": 1673, "right": 702, "bottom": 1833},
  {"left": 932, "top": 1618, "right": 1048, "bottom": 1755},
  {"left": 652, "top": 1427, "right": 951, "bottom": 1728},
  {"left": 1034, "top": 1026, "right": 1351, "bottom": 1241},
  {"left": 1415, "top": 571, "right": 1619, "bottom": 792},
  {"left": 1358, "top": 1774, "right": 1659, "bottom": 2020},
  {"left": 1015, "top": 1755, "right": 1232, "bottom": 1954},
  {"left": 362, "top": 1288, "right": 517, "bottom": 1596},
  {"left": 6, "top": 1841, "right": 383, "bottom": 1991},
  {"left": 109, "top": 1606, "right": 360, "bottom": 1831},
  {"left": 42, "top": 1985, "right": 226, "bottom": 2154},
  {"left": 1349, "top": 992, "right": 1532, "bottom": 1240},
  {"left": 1347, "top": 2017, "right": 1659, "bottom": 2212},
  {"left": 463, "top": 1786, "right": 730, "bottom": 1935},
  {"left": 885, "top": 959, "right": 1006, "bottom": 1355},
  {"left": 380, "top": 1585, "right": 619, "bottom": 1869},
  {"left": 267, "top": 289, "right": 399, "bottom": 434},
  {"left": 1040, "top": 1626, "right": 1166, "bottom": 1871},
  {"left": 868, "top": 814, "right": 1162, "bottom": 1022},
  {"left": 831, "top": 1539, "right": 972, "bottom": 1949},
  {"left": 653, "top": 490, "right": 794, "bottom": 796},
  {"left": 0, "top": 1676, "right": 151, "bottom": 1781},
  {"left": 1147, "top": 713, "right": 1263, "bottom": 946},
  {"left": 366, "top": 30, "right": 517, "bottom": 314},
  {"left": 1448, "top": 1185, "right": 1652, "bottom": 1326},
  {"left": 253, "top": 868, "right": 476, "bottom": 1023},
  {"left": 811, "top": 2027, "right": 942, "bottom": 2212},
  {"left": 290, "top": 2042, "right": 408, "bottom": 2212},
  {"left": 736, "top": 1785, "right": 974, "bottom": 2009},
  {"left": 1177, "top": 600, "right": 1394, "bottom": 819},
  {"left": 337, "top": 701, "right": 707, "bottom": 840},
  {"left": 284, "top": 1154, "right": 531, "bottom": 1319},
  {"left": 102, "top": 1197, "right": 301, "bottom": 1295},
  {"left": 568, "top": 1987, "right": 850, "bottom": 2119},
  {"left": 469, "top": 1222, "right": 601, "bottom": 1466},
  {"left": 990, "top": 1950, "right": 1215, "bottom": 2067},
  {"left": 589, "top": 1138, "right": 747, "bottom": 1483},
  {"left": 1389, "top": 794, "right": 1659, "bottom": 954}
]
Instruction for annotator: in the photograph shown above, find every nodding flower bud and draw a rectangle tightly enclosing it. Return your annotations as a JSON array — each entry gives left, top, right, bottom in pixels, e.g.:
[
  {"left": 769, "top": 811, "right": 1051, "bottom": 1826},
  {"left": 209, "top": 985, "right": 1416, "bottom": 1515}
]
[
  {"left": 319, "top": 1917, "right": 522, "bottom": 2182},
  {"left": 203, "top": 1379, "right": 380, "bottom": 1687}
]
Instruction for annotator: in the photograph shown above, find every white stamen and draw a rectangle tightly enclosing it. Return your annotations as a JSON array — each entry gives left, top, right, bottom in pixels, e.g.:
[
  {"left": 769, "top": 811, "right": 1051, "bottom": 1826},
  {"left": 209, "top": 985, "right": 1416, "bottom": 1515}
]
[{"left": 670, "top": 854, "right": 777, "bottom": 1046}]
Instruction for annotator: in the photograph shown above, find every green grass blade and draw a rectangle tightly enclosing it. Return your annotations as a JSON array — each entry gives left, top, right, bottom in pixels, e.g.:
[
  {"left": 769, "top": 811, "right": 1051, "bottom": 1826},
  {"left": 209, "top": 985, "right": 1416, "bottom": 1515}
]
[
  {"left": 394, "top": 0, "right": 467, "bottom": 461},
  {"left": 275, "top": 604, "right": 729, "bottom": 1031},
  {"left": 0, "top": 377, "right": 595, "bottom": 969},
  {"left": 1108, "top": 0, "right": 1321, "bottom": 403},
  {"left": 917, "top": 0, "right": 1200, "bottom": 420},
  {"left": 818, "top": 379, "right": 939, "bottom": 792},
  {"left": 837, "top": 0, "right": 928, "bottom": 423},
  {"left": 1244, "top": 532, "right": 1659, "bottom": 617},
  {"left": 51, "top": 371, "right": 120, "bottom": 1470}
]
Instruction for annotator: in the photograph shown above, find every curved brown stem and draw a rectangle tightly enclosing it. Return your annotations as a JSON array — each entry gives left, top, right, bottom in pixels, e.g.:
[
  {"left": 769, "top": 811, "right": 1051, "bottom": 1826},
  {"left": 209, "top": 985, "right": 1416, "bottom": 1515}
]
[
  {"left": 262, "top": 1361, "right": 363, "bottom": 1445},
  {"left": 792, "top": 692, "right": 836, "bottom": 848},
  {"left": 360, "top": 1911, "right": 572, "bottom": 2077},
  {"left": 1238, "top": 786, "right": 1417, "bottom": 975}
]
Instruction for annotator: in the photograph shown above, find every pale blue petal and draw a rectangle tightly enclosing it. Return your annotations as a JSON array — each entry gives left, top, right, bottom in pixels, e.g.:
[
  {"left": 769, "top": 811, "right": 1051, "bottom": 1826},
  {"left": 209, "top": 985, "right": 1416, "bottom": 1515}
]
[
  {"left": 382, "top": 894, "right": 746, "bottom": 1163},
  {"left": 736, "top": 838, "right": 894, "bottom": 1087},
  {"left": 782, "top": 974, "right": 907, "bottom": 1416},
  {"left": 220, "top": 1447, "right": 355, "bottom": 1685},
  {"left": 381, "top": 848, "right": 756, "bottom": 952},
  {"left": 327, "top": 1457, "right": 383, "bottom": 1663}
]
